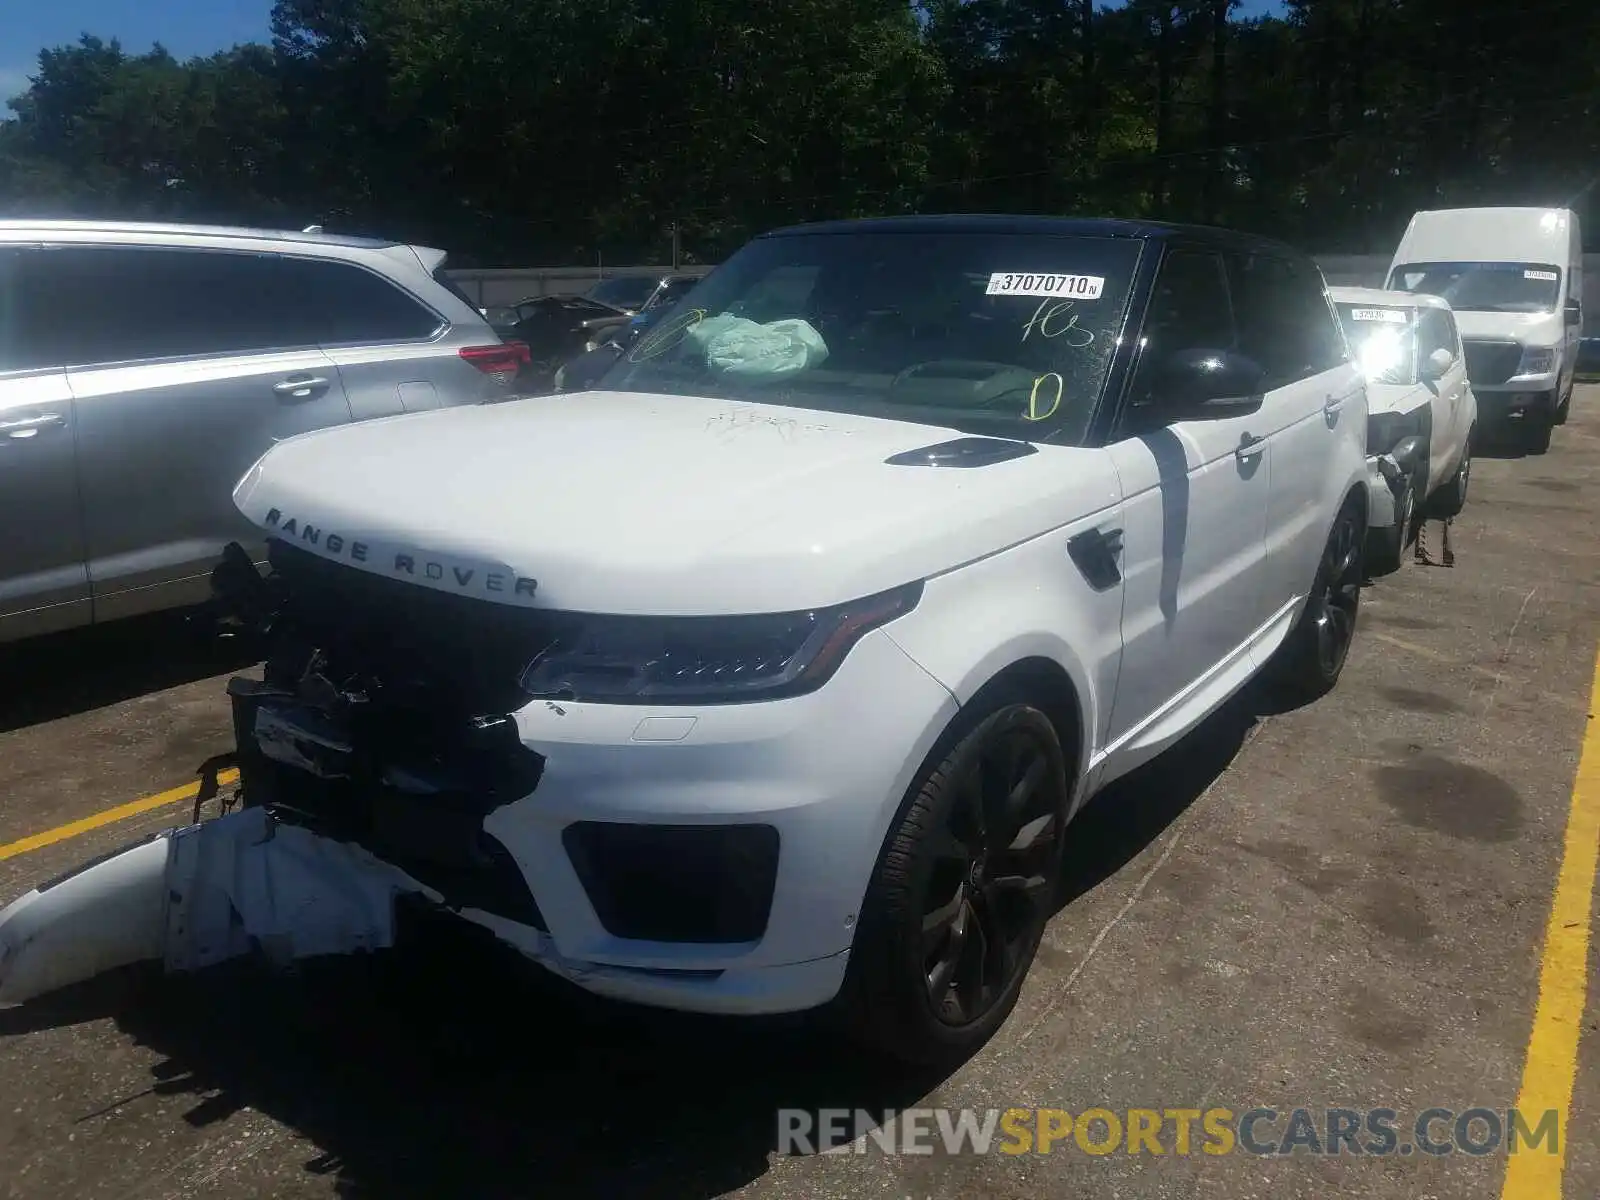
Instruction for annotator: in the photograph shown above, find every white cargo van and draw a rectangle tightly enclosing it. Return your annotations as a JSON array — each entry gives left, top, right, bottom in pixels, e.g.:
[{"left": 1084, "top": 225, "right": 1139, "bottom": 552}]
[{"left": 1386, "top": 207, "right": 1583, "bottom": 451}]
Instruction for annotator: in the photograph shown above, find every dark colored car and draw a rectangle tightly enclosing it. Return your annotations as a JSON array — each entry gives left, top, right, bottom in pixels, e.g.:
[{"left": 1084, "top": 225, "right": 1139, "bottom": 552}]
[
  {"left": 552, "top": 274, "right": 706, "bottom": 391},
  {"left": 487, "top": 294, "right": 633, "bottom": 387}
]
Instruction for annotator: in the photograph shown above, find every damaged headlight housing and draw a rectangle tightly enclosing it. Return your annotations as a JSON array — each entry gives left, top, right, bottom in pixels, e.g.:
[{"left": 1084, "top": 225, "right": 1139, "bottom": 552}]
[
  {"left": 1366, "top": 409, "right": 1421, "bottom": 457},
  {"left": 518, "top": 581, "right": 923, "bottom": 704}
]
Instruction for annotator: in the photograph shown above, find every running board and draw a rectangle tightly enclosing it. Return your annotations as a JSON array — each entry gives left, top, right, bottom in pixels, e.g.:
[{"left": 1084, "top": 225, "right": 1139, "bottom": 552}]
[{"left": 0, "top": 807, "right": 433, "bottom": 1006}]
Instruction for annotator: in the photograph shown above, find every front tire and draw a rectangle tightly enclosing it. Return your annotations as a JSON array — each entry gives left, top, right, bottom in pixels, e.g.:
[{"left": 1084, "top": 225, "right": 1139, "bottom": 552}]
[
  {"left": 1270, "top": 496, "right": 1365, "bottom": 705},
  {"left": 1365, "top": 475, "right": 1414, "bottom": 577},
  {"left": 1429, "top": 430, "right": 1472, "bottom": 518},
  {"left": 1525, "top": 394, "right": 1556, "bottom": 454},
  {"left": 840, "top": 701, "right": 1069, "bottom": 1067}
]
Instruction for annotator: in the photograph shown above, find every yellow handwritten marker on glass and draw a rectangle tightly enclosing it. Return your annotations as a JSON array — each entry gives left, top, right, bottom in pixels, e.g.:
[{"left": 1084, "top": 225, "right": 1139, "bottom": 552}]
[{"left": 1026, "top": 372, "right": 1064, "bottom": 421}]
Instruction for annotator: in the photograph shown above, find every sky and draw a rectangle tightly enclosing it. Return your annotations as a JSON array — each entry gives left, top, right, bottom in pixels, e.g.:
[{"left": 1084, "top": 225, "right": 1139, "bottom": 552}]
[{"left": 1, "top": 0, "right": 1286, "bottom": 108}]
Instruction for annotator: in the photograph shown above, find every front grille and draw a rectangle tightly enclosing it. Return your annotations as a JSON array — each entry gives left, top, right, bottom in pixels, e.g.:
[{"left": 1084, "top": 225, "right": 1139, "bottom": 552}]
[
  {"left": 562, "top": 821, "right": 781, "bottom": 944},
  {"left": 1461, "top": 339, "right": 1523, "bottom": 386},
  {"left": 267, "top": 539, "right": 577, "bottom": 715}
]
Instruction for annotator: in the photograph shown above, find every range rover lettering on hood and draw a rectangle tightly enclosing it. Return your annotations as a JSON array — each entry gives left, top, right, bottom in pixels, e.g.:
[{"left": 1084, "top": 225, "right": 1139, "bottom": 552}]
[{"left": 259, "top": 506, "right": 538, "bottom": 600}]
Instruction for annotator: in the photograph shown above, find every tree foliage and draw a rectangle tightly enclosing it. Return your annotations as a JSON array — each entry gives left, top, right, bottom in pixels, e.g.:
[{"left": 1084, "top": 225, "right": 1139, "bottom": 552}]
[{"left": 1, "top": 0, "right": 1596, "bottom": 264}]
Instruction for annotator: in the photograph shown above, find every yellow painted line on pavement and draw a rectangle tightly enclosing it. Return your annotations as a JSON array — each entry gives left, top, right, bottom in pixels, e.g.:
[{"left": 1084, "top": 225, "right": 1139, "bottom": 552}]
[
  {"left": 1501, "top": 649, "right": 1600, "bottom": 1200},
  {"left": 0, "top": 769, "right": 237, "bottom": 863}
]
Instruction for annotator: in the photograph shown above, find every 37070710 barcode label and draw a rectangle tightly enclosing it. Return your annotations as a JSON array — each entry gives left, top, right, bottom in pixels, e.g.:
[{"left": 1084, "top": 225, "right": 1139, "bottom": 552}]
[{"left": 986, "top": 272, "right": 1105, "bottom": 300}]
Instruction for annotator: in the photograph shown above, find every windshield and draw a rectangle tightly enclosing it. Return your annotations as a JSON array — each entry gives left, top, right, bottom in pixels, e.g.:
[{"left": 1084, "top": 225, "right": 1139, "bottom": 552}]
[
  {"left": 597, "top": 230, "right": 1141, "bottom": 443},
  {"left": 1388, "top": 261, "right": 1561, "bottom": 313},
  {"left": 586, "top": 275, "right": 660, "bottom": 311},
  {"left": 1334, "top": 302, "right": 1417, "bottom": 384}
]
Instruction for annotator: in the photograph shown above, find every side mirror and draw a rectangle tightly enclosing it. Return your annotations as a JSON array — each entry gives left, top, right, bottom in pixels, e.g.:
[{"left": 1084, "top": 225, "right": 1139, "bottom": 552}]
[
  {"left": 1419, "top": 347, "right": 1454, "bottom": 381},
  {"left": 1564, "top": 298, "right": 1582, "bottom": 328},
  {"left": 1148, "top": 348, "right": 1266, "bottom": 418}
]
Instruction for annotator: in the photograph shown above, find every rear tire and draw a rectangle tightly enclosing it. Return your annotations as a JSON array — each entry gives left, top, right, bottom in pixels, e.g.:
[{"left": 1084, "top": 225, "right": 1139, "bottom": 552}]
[
  {"left": 1269, "top": 495, "right": 1365, "bottom": 706},
  {"left": 839, "top": 700, "right": 1070, "bottom": 1067}
]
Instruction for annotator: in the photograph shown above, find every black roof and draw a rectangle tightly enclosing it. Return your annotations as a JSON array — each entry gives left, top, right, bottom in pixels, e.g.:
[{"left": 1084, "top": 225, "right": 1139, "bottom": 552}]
[{"left": 762, "top": 214, "right": 1307, "bottom": 259}]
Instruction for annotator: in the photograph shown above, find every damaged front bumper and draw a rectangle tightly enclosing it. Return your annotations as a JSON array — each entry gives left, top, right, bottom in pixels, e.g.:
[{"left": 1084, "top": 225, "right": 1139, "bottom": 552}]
[
  {"left": 0, "top": 541, "right": 955, "bottom": 1016},
  {"left": 1365, "top": 434, "right": 1425, "bottom": 530}
]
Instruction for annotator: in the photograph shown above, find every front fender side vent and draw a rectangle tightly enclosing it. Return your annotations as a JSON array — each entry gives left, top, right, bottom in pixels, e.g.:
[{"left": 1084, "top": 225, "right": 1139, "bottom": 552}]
[{"left": 884, "top": 437, "right": 1039, "bottom": 468}]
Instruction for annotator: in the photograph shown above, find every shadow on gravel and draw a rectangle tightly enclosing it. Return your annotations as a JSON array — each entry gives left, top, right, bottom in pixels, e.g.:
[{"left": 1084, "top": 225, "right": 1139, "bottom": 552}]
[
  {"left": 0, "top": 608, "right": 261, "bottom": 736},
  {"left": 1472, "top": 422, "right": 1548, "bottom": 460},
  {"left": 0, "top": 683, "right": 1275, "bottom": 1198}
]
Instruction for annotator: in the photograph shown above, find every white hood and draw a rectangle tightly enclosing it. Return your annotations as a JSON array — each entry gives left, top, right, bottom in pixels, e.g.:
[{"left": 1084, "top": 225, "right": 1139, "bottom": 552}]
[
  {"left": 1452, "top": 309, "right": 1563, "bottom": 349},
  {"left": 232, "top": 390, "right": 1119, "bottom": 615}
]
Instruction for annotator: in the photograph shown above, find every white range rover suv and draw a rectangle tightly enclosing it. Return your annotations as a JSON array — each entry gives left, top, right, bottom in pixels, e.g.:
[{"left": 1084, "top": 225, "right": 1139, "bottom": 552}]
[{"left": 0, "top": 217, "right": 1370, "bottom": 1065}]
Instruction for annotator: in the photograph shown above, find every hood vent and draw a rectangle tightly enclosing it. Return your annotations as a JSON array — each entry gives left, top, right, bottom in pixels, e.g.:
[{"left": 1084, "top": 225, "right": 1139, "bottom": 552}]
[{"left": 884, "top": 437, "right": 1038, "bottom": 468}]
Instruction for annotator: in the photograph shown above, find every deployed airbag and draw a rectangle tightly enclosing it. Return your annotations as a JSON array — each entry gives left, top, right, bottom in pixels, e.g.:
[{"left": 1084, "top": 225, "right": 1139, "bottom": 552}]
[{"left": 687, "top": 314, "right": 829, "bottom": 379}]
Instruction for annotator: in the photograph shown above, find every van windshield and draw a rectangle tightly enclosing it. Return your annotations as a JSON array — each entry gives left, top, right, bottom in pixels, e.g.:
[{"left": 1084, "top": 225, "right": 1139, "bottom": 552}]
[
  {"left": 1388, "top": 261, "right": 1561, "bottom": 314},
  {"left": 1334, "top": 303, "right": 1417, "bottom": 384},
  {"left": 597, "top": 230, "right": 1142, "bottom": 445}
]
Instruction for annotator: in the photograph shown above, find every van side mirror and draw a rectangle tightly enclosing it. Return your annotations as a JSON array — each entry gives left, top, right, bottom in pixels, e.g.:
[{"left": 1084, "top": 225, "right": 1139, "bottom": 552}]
[
  {"left": 1149, "top": 349, "right": 1266, "bottom": 418},
  {"left": 1565, "top": 298, "right": 1583, "bottom": 328},
  {"left": 1419, "top": 347, "right": 1454, "bottom": 381}
]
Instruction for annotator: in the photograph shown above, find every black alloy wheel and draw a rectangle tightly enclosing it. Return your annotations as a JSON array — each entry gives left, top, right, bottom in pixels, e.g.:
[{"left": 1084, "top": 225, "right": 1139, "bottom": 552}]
[
  {"left": 921, "top": 720, "right": 1061, "bottom": 1025},
  {"left": 1308, "top": 502, "right": 1364, "bottom": 680},
  {"left": 839, "top": 701, "right": 1070, "bottom": 1066}
]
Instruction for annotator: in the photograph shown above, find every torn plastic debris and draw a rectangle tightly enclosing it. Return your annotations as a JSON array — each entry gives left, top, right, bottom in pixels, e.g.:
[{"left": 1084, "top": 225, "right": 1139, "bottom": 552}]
[
  {"left": 0, "top": 806, "right": 434, "bottom": 1007},
  {"left": 686, "top": 314, "right": 829, "bottom": 379}
]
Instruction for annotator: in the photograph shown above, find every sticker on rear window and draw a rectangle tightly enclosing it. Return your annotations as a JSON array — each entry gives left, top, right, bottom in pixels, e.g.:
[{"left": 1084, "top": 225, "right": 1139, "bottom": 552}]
[
  {"left": 1350, "top": 308, "right": 1409, "bottom": 323},
  {"left": 1525, "top": 269, "right": 1559, "bottom": 280},
  {"left": 986, "top": 272, "right": 1104, "bottom": 300}
]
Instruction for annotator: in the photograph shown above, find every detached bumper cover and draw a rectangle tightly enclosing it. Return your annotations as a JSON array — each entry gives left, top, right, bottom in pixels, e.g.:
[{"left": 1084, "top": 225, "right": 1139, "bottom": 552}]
[{"left": 0, "top": 807, "right": 429, "bottom": 1007}]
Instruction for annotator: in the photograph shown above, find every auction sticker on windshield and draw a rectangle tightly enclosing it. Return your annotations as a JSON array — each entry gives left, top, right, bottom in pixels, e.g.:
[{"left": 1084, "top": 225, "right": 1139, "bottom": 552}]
[
  {"left": 1524, "top": 269, "right": 1559, "bottom": 281},
  {"left": 1350, "top": 308, "right": 1410, "bottom": 323},
  {"left": 987, "top": 272, "right": 1105, "bottom": 300}
]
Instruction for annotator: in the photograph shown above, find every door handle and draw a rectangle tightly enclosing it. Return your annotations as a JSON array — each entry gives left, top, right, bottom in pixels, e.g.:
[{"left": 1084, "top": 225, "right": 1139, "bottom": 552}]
[
  {"left": 1323, "top": 393, "right": 1346, "bottom": 414},
  {"left": 1235, "top": 433, "right": 1265, "bottom": 462},
  {"left": 0, "top": 412, "right": 66, "bottom": 439},
  {"left": 272, "top": 375, "right": 330, "bottom": 400}
]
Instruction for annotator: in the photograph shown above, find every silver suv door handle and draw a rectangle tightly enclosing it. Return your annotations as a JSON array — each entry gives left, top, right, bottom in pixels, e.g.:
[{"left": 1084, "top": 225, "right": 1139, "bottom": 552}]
[
  {"left": 0, "top": 412, "right": 66, "bottom": 439},
  {"left": 1236, "top": 433, "right": 1265, "bottom": 462},
  {"left": 1323, "top": 393, "right": 1345, "bottom": 414},
  {"left": 273, "top": 375, "right": 330, "bottom": 400}
]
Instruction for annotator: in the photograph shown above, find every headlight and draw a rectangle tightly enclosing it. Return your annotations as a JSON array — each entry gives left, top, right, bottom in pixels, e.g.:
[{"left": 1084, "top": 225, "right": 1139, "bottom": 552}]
[
  {"left": 1517, "top": 346, "right": 1555, "bottom": 376},
  {"left": 518, "top": 582, "right": 924, "bottom": 704}
]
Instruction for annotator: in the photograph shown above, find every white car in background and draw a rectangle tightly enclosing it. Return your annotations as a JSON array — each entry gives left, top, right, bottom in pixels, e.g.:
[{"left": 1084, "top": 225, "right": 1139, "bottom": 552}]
[{"left": 1330, "top": 286, "right": 1476, "bottom": 572}]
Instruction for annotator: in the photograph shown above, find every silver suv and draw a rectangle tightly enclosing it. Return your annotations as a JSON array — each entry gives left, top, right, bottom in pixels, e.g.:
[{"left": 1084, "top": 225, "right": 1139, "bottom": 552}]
[{"left": 0, "top": 220, "right": 526, "bottom": 643}]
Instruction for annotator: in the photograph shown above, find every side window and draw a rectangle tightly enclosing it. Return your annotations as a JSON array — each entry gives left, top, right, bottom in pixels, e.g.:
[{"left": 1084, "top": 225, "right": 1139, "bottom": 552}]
[
  {"left": 1227, "top": 253, "right": 1347, "bottom": 385},
  {"left": 1127, "top": 249, "right": 1236, "bottom": 412},
  {"left": 12, "top": 246, "right": 334, "bottom": 365},
  {"left": 275, "top": 257, "right": 445, "bottom": 344},
  {"left": 11, "top": 246, "right": 445, "bottom": 370},
  {"left": 0, "top": 249, "right": 23, "bottom": 372}
]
